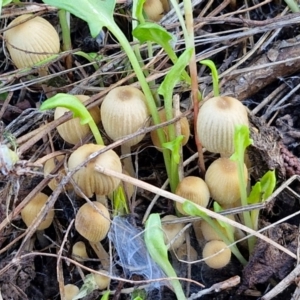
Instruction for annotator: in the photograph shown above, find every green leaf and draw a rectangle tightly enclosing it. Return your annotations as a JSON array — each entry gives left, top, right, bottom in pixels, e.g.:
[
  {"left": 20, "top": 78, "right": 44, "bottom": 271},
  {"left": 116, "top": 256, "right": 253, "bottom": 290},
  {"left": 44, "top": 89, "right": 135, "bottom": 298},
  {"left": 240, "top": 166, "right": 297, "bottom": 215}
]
[
  {"left": 42, "top": 0, "right": 116, "bottom": 37},
  {"left": 260, "top": 170, "right": 276, "bottom": 200},
  {"left": 40, "top": 93, "right": 104, "bottom": 145},
  {"left": 162, "top": 136, "right": 184, "bottom": 164},
  {"left": 247, "top": 182, "right": 262, "bottom": 204},
  {"left": 132, "top": 22, "right": 175, "bottom": 48},
  {"left": 144, "top": 214, "right": 185, "bottom": 300},
  {"left": 40, "top": 93, "right": 92, "bottom": 125},
  {"left": 158, "top": 48, "right": 193, "bottom": 99},
  {"left": 200, "top": 60, "right": 220, "bottom": 97},
  {"left": 135, "top": 0, "right": 146, "bottom": 22},
  {"left": 73, "top": 274, "right": 98, "bottom": 299},
  {"left": 230, "top": 125, "right": 253, "bottom": 162},
  {"left": 100, "top": 291, "right": 110, "bottom": 300},
  {"left": 182, "top": 200, "right": 207, "bottom": 219}
]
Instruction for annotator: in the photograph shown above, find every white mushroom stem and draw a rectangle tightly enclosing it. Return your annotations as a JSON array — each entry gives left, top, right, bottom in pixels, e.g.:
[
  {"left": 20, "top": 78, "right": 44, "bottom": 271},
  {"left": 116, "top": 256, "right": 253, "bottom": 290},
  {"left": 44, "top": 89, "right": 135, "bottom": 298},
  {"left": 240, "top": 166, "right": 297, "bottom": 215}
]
[
  {"left": 121, "top": 144, "right": 135, "bottom": 177},
  {"left": 89, "top": 242, "right": 110, "bottom": 271}
]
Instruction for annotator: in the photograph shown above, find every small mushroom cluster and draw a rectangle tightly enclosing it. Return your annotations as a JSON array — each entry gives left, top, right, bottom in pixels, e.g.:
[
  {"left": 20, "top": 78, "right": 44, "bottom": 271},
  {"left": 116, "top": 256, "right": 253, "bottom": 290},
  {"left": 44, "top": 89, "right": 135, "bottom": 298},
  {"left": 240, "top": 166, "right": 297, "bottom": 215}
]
[
  {"left": 197, "top": 96, "right": 249, "bottom": 209},
  {"left": 194, "top": 96, "right": 250, "bottom": 268}
]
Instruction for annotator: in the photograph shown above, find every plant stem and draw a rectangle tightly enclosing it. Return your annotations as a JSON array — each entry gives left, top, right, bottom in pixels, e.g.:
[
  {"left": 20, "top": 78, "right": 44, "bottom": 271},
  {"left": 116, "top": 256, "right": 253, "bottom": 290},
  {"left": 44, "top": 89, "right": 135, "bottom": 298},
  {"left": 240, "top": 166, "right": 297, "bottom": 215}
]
[
  {"left": 237, "top": 160, "right": 255, "bottom": 253},
  {"left": 284, "top": 0, "right": 300, "bottom": 12},
  {"left": 202, "top": 216, "right": 247, "bottom": 266},
  {"left": 182, "top": 0, "right": 205, "bottom": 175}
]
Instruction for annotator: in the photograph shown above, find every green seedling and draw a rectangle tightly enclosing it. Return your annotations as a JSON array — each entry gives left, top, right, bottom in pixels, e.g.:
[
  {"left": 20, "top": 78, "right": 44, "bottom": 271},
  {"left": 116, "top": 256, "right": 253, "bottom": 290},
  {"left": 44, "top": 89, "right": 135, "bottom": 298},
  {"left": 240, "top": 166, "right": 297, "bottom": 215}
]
[
  {"left": 200, "top": 60, "right": 220, "bottom": 97},
  {"left": 182, "top": 200, "right": 247, "bottom": 266},
  {"left": 131, "top": 289, "right": 146, "bottom": 300},
  {"left": 230, "top": 125, "right": 254, "bottom": 252},
  {"left": 74, "top": 51, "right": 102, "bottom": 70},
  {"left": 110, "top": 185, "right": 129, "bottom": 217},
  {"left": 145, "top": 214, "right": 185, "bottom": 300},
  {"left": 248, "top": 170, "right": 276, "bottom": 231},
  {"left": 40, "top": 93, "right": 104, "bottom": 145}
]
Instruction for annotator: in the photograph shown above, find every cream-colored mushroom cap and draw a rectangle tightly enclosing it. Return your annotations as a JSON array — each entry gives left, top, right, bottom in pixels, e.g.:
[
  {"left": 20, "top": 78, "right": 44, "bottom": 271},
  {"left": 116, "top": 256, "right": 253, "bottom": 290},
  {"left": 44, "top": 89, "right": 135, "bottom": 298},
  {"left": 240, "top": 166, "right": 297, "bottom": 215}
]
[
  {"left": 64, "top": 284, "right": 79, "bottom": 300},
  {"left": 75, "top": 202, "right": 110, "bottom": 243},
  {"left": 175, "top": 176, "right": 210, "bottom": 215},
  {"left": 150, "top": 108, "right": 190, "bottom": 151},
  {"left": 68, "top": 144, "right": 122, "bottom": 197},
  {"left": 55, "top": 95, "right": 101, "bottom": 145},
  {"left": 197, "top": 96, "right": 249, "bottom": 156},
  {"left": 202, "top": 240, "right": 231, "bottom": 269},
  {"left": 161, "top": 215, "right": 185, "bottom": 250},
  {"left": 4, "top": 14, "right": 60, "bottom": 68},
  {"left": 144, "top": 0, "right": 164, "bottom": 21},
  {"left": 101, "top": 86, "right": 150, "bottom": 147},
  {"left": 93, "top": 270, "right": 111, "bottom": 290},
  {"left": 21, "top": 192, "right": 54, "bottom": 230},
  {"left": 72, "top": 241, "right": 88, "bottom": 262},
  {"left": 205, "top": 157, "right": 248, "bottom": 207}
]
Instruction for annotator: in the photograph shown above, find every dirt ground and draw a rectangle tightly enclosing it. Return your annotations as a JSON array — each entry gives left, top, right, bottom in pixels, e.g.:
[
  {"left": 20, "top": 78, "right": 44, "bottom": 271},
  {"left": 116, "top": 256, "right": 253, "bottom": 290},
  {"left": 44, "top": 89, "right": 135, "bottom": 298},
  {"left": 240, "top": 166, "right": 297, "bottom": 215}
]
[{"left": 1, "top": 0, "right": 300, "bottom": 299}]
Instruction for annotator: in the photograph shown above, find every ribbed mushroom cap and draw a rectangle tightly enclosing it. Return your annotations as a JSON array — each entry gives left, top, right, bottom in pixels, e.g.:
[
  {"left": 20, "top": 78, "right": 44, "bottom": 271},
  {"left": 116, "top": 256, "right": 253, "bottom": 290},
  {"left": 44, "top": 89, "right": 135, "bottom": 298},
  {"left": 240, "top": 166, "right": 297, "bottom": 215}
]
[
  {"left": 55, "top": 95, "right": 101, "bottom": 145},
  {"left": 68, "top": 144, "right": 122, "bottom": 197},
  {"left": 197, "top": 96, "right": 249, "bottom": 156},
  {"left": 205, "top": 157, "right": 248, "bottom": 207},
  {"left": 143, "top": 0, "right": 164, "bottom": 21},
  {"left": 101, "top": 86, "right": 150, "bottom": 147},
  {"left": 21, "top": 192, "right": 54, "bottom": 230},
  {"left": 161, "top": 215, "right": 185, "bottom": 250},
  {"left": 202, "top": 240, "right": 231, "bottom": 269},
  {"left": 75, "top": 202, "right": 110, "bottom": 243},
  {"left": 4, "top": 14, "right": 60, "bottom": 68},
  {"left": 150, "top": 108, "right": 190, "bottom": 151},
  {"left": 175, "top": 176, "right": 210, "bottom": 215}
]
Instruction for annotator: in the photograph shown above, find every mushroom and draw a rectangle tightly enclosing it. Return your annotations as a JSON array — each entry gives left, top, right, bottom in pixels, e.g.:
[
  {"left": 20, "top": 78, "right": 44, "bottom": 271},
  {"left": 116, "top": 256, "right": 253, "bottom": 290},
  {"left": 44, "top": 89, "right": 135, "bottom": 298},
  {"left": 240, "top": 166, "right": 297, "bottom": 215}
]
[
  {"left": 100, "top": 86, "right": 150, "bottom": 176},
  {"left": 205, "top": 157, "right": 248, "bottom": 207},
  {"left": 143, "top": 0, "right": 164, "bottom": 21},
  {"left": 72, "top": 241, "right": 89, "bottom": 262},
  {"left": 4, "top": 14, "right": 60, "bottom": 69},
  {"left": 176, "top": 243, "right": 198, "bottom": 262},
  {"left": 175, "top": 176, "right": 210, "bottom": 215},
  {"left": 93, "top": 270, "right": 111, "bottom": 290},
  {"left": 21, "top": 192, "right": 54, "bottom": 230},
  {"left": 64, "top": 284, "right": 79, "bottom": 300},
  {"left": 196, "top": 96, "right": 249, "bottom": 157},
  {"left": 67, "top": 144, "right": 122, "bottom": 203},
  {"left": 161, "top": 215, "right": 186, "bottom": 250},
  {"left": 202, "top": 240, "right": 231, "bottom": 269},
  {"left": 150, "top": 108, "right": 190, "bottom": 151},
  {"left": 75, "top": 201, "right": 111, "bottom": 270},
  {"left": 54, "top": 95, "right": 101, "bottom": 145},
  {"left": 21, "top": 192, "right": 54, "bottom": 247}
]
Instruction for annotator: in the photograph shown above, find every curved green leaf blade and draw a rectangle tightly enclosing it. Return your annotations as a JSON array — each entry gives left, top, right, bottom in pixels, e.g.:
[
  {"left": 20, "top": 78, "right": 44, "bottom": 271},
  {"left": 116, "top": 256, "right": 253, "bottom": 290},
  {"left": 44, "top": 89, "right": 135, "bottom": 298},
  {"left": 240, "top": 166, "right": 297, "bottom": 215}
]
[{"left": 42, "top": 0, "right": 115, "bottom": 37}]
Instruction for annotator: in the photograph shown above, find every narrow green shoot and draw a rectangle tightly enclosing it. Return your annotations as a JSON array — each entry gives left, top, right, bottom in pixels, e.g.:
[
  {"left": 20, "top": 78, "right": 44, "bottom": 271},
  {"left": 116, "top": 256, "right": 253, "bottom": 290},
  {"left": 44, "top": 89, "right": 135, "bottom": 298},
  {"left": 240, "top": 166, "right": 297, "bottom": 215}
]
[
  {"left": 248, "top": 170, "right": 276, "bottom": 231},
  {"left": 200, "top": 60, "right": 220, "bottom": 97},
  {"left": 74, "top": 51, "right": 102, "bottom": 70},
  {"left": 183, "top": 201, "right": 247, "bottom": 266},
  {"left": 144, "top": 214, "right": 185, "bottom": 300},
  {"left": 162, "top": 136, "right": 184, "bottom": 192},
  {"left": 284, "top": 0, "right": 300, "bottom": 12},
  {"left": 40, "top": 93, "right": 104, "bottom": 145},
  {"left": 230, "top": 125, "right": 254, "bottom": 252},
  {"left": 110, "top": 185, "right": 129, "bottom": 216}
]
